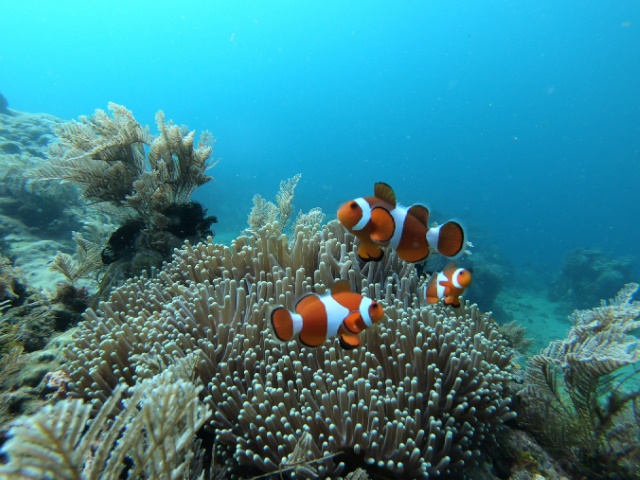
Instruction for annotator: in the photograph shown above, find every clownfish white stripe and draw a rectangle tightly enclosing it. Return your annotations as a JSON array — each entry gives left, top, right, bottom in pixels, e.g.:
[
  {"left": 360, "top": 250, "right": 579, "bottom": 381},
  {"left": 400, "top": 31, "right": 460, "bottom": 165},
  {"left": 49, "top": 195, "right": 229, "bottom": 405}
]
[
  {"left": 436, "top": 272, "right": 448, "bottom": 299},
  {"left": 352, "top": 198, "right": 371, "bottom": 230},
  {"left": 291, "top": 312, "right": 304, "bottom": 335},
  {"left": 451, "top": 268, "right": 466, "bottom": 289},
  {"left": 321, "top": 295, "right": 350, "bottom": 337},
  {"left": 388, "top": 205, "right": 407, "bottom": 250},
  {"left": 426, "top": 225, "right": 441, "bottom": 250},
  {"left": 359, "top": 297, "right": 374, "bottom": 327}
]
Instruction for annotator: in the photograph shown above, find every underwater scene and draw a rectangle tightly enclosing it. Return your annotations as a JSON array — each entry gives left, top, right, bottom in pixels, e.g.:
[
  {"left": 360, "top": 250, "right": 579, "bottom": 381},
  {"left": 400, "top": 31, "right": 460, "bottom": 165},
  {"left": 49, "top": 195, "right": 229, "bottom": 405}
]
[{"left": 0, "top": 1, "right": 639, "bottom": 479}]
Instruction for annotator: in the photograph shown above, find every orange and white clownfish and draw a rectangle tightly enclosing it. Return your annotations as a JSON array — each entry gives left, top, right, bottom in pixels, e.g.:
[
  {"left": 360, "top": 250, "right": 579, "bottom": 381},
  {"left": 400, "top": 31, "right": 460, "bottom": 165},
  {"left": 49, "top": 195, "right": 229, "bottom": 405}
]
[
  {"left": 270, "top": 280, "right": 384, "bottom": 350},
  {"left": 423, "top": 263, "right": 472, "bottom": 308},
  {"left": 337, "top": 182, "right": 466, "bottom": 263}
]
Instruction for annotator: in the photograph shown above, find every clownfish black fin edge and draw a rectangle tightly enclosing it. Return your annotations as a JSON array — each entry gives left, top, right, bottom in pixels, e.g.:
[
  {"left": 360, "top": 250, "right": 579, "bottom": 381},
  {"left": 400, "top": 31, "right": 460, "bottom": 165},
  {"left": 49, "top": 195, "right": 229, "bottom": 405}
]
[{"left": 374, "top": 182, "right": 397, "bottom": 207}]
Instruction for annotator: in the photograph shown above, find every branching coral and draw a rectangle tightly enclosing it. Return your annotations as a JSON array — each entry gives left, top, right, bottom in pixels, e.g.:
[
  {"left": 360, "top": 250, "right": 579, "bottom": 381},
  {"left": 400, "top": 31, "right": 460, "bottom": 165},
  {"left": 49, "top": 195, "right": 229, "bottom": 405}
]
[
  {"left": 127, "top": 110, "right": 216, "bottom": 229},
  {"left": 30, "top": 103, "right": 215, "bottom": 228},
  {"left": 49, "top": 232, "right": 103, "bottom": 285},
  {"left": 24, "top": 218, "right": 517, "bottom": 479},
  {"left": 518, "top": 283, "right": 640, "bottom": 479},
  {"left": 246, "top": 173, "right": 322, "bottom": 236},
  {"left": 0, "top": 354, "right": 211, "bottom": 480},
  {"left": 33, "top": 103, "right": 149, "bottom": 207},
  {"left": 28, "top": 103, "right": 218, "bottom": 295}
]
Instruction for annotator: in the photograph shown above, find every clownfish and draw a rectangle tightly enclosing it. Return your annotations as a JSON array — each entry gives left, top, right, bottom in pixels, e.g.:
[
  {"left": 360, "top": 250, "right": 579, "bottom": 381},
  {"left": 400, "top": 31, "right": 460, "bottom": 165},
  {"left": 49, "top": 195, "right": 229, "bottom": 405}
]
[
  {"left": 423, "top": 263, "right": 472, "bottom": 308},
  {"left": 270, "top": 280, "right": 384, "bottom": 350},
  {"left": 337, "top": 182, "right": 466, "bottom": 263}
]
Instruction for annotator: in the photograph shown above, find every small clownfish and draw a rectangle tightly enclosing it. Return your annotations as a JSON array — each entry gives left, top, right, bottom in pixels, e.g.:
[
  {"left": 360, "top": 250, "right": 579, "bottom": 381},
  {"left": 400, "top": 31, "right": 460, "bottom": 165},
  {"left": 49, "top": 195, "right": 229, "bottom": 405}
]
[
  {"left": 270, "top": 280, "right": 384, "bottom": 350},
  {"left": 423, "top": 263, "right": 472, "bottom": 308},
  {"left": 337, "top": 182, "right": 466, "bottom": 263}
]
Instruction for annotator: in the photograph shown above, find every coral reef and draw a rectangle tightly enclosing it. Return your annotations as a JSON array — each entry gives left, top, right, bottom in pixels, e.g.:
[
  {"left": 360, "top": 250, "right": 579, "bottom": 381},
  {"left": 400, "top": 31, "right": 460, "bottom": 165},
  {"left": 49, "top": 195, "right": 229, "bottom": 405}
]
[
  {"left": 463, "top": 249, "right": 508, "bottom": 315},
  {"left": 0, "top": 256, "right": 81, "bottom": 355},
  {"left": 517, "top": 283, "right": 640, "bottom": 479},
  {"left": 0, "top": 256, "right": 89, "bottom": 432},
  {"left": 0, "top": 342, "right": 69, "bottom": 433},
  {"left": 0, "top": 92, "right": 9, "bottom": 115},
  {"left": 246, "top": 173, "right": 326, "bottom": 239},
  {"left": 0, "top": 256, "right": 26, "bottom": 307},
  {"left": 495, "top": 320, "right": 533, "bottom": 356},
  {"left": 0, "top": 107, "right": 84, "bottom": 239},
  {"left": 488, "top": 429, "right": 570, "bottom": 480},
  {"left": 0, "top": 219, "right": 517, "bottom": 478},
  {"left": 0, "top": 354, "right": 211, "bottom": 479},
  {"left": 49, "top": 231, "right": 103, "bottom": 286},
  {"left": 31, "top": 103, "right": 215, "bottom": 226},
  {"left": 28, "top": 103, "right": 219, "bottom": 296},
  {"left": 549, "top": 248, "right": 635, "bottom": 309}
]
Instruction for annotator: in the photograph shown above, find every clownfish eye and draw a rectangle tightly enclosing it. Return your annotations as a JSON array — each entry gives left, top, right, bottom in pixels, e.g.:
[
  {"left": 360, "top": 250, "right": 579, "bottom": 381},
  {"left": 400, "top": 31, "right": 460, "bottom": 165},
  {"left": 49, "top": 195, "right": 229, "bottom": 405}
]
[
  {"left": 350, "top": 201, "right": 358, "bottom": 209},
  {"left": 371, "top": 302, "right": 379, "bottom": 309}
]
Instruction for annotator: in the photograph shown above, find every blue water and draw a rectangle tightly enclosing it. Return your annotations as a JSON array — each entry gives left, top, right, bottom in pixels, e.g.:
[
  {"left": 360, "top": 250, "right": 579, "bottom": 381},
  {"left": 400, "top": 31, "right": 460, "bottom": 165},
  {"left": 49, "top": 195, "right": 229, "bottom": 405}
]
[{"left": 1, "top": 0, "right": 639, "bottom": 274}]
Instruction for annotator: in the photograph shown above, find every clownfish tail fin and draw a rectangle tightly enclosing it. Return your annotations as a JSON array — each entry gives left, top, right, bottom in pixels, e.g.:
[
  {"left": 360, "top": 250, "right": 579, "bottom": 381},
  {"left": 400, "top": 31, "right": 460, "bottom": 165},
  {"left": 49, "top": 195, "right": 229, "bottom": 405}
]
[
  {"left": 427, "top": 220, "right": 466, "bottom": 258},
  {"left": 270, "top": 307, "right": 294, "bottom": 341}
]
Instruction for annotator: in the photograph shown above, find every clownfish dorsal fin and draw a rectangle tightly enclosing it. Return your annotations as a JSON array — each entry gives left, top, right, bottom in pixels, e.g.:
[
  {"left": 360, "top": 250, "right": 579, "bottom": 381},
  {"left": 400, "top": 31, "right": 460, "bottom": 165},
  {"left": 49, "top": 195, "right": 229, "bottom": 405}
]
[
  {"left": 443, "top": 262, "right": 458, "bottom": 279},
  {"left": 331, "top": 280, "right": 352, "bottom": 295},
  {"left": 407, "top": 204, "right": 430, "bottom": 226},
  {"left": 374, "top": 182, "right": 396, "bottom": 207}
]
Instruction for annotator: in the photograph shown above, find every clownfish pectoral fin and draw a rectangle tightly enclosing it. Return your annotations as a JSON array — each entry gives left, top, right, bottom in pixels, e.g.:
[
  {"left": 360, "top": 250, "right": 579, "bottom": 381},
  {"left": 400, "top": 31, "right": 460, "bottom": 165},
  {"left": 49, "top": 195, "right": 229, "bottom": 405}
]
[
  {"left": 369, "top": 207, "right": 395, "bottom": 243},
  {"left": 339, "top": 333, "right": 361, "bottom": 350},
  {"left": 331, "top": 280, "right": 352, "bottom": 296},
  {"left": 374, "top": 182, "right": 397, "bottom": 207},
  {"left": 428, "top": 220, "right": 465, "bottom": 258},
  {"left": 357, "top": 243, "right": 384, "bottom": 262},
  {"left": 444, "top": 296, "right": 462, "bottom": 308},
  {"left": 270, "top": 307, "right": 294, "bottom": 341},
  {"left": 407, "top": 204, "right": 430, "bottom": 226},
  {"left": 342, "top": 311, "right": 363, "bottom": 334}
]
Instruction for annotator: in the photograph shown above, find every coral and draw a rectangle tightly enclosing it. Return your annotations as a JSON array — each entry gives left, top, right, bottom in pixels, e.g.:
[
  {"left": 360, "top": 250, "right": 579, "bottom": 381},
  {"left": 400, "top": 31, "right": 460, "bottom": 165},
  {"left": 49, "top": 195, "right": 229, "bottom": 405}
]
[
  {"left": 247, "top": 173, "right": 312, "bottom": 235},
  {"left": 28, "top": 103, "right": 220, "bottom": 295},
  {"left": 49, "top": 231, "right": 103, "bottom": 285},
  {"left": 517, "top": 283, "right": 640, "bottom": 479},
  {"left": 37, "top": 218, "right": 518, "bottom": 478},
  {"left": 550, "top": 248, "right": 635, "bottom": 308},
  {"left": 496, "top": 320, "right": 534, "bottom": 355},
  {"left": 463, "top": 249, "right": 508, "bottom": 314},
  {"left": 50, "top": 283, "right": 91, "bottom": 314},
  {"left": 0, "top": 255, "right": 26, "bottom": 305},
  {"left": 31, "top": 103, "right": 215, "bottom": 227},
  {"left": 0, "top": 92, "right": 8, "bottom": 114},
  {"left": 0, "top": 354, "right": 211, "bottom": 479},
  {"left": 292, "top": 207, "right": 326, "bottom": 232},
  {"left": 32, "top": 103, "right": 150, "bottom": 207},
  {"left": 161, "top": 201, "right": 217, "bottom": 239},
  {"left": 0, "top": 339, "right": 70, "bottom": 433},
  {"left": 126, "top": 111, "right": 216, "bottom": 229},
  {"left": 275, "top": 173, "right": 302, "bottom": 229},
  {"left": 0, "top": 156, "right": 82, "bottom": 237}
]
